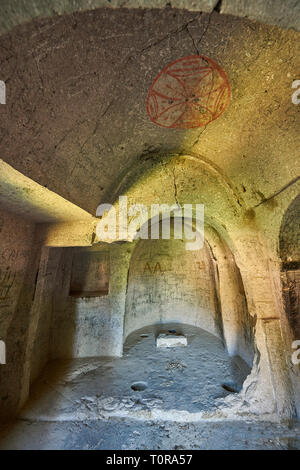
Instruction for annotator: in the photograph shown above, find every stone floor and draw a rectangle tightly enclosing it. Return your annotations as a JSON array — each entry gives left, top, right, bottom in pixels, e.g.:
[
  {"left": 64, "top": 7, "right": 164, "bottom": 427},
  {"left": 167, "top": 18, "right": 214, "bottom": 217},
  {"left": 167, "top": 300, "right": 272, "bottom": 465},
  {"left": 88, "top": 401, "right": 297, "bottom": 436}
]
[{"left": 0, "top": 323, "right": 299, "bottom": 450}]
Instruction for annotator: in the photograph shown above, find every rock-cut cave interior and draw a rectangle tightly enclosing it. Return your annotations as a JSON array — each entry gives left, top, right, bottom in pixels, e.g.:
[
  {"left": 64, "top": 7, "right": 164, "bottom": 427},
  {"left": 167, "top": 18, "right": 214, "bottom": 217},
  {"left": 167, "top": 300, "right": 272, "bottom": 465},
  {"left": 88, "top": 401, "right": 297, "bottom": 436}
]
[{"left": 0, "top": 0, "right": 299, "bottom": 451}]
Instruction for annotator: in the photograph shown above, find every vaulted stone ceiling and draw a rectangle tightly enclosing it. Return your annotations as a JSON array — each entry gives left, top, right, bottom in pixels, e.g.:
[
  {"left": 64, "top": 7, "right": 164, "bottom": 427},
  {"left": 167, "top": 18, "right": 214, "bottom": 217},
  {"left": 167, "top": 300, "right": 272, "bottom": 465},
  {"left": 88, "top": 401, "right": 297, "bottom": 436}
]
[{"left": 0, "top": 3, "right": 299, "bottom": 219}]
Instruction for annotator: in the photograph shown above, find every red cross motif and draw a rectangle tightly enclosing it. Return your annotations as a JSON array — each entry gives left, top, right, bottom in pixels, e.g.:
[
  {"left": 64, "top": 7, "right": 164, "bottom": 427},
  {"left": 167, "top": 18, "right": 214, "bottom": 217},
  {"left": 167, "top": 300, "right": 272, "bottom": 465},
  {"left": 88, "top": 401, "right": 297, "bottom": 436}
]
[{"left": 146, "top": 55, "right": 231, "bottom": 129}]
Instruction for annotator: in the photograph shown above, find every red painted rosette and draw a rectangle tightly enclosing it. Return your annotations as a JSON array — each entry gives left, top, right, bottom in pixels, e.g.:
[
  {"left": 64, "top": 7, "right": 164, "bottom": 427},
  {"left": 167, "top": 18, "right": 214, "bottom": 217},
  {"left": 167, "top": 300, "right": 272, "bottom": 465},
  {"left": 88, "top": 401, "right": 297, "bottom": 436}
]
[{"left": 146, "top": 55, "right": 230, "bottom": 129}]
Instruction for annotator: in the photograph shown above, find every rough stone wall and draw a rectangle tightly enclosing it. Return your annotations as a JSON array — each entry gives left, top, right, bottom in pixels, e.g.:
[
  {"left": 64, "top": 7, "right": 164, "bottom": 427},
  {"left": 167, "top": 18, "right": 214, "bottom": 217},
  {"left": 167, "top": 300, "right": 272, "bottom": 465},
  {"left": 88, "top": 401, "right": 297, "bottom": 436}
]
[
  {"left": 207, "top": 231, "right": 254, "bottom": 366},
  {"left": 278, "top": 194, "right": 300, "bottom": 417},
  {"left": 0, "top": 208, "right": 39, "bottom": 421},
  {"left": 234, "top": 265, "right": 254, "bottom": 364},
  {"left": 29, "top": 247, "right": 64, "bottom": 384},
  {"left": 280, "top": 194, "right": 300, "bottom": 265},
  {"left": 51, "top": 244, "right": 133, "bottom": 358},
  {"left": 279, "top": 192, "right": 300, "bottom": 347},
  {"left": 0, "top": 0, "right": 299, "bottom": 36},
  {"left": 281, "top": 269, "right": 300, "bottom": 341},
  {"left": 124, "top": 234, "right": 221, "bottom": 340},
  {"left": 0, "top": 1, "right": 297, "bottom": 423},
  {"left": 0, "top": 8, "right": 298, "bottom": 217},
  {"left": 0, "top": 209, "right": 35, "bottom": 338}
]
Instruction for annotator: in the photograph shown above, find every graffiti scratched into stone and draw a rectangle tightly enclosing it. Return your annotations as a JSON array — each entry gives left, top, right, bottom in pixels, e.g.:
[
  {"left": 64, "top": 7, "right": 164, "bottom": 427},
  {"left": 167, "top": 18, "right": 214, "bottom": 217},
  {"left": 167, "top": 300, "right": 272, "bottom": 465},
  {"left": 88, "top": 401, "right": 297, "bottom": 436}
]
[
  {"left": 146, "top": 55, "right": 230, "bottom": 129},
  {"left": 0, "top": 267, "right": 16, "bottom": 301},
  {"left": 0, "top": 248, "right": 30, "bottom": 264},
  {"left": 196, "top": 261, "right": 206, "bottom": 270},
  {"left": 143, "top": 262, "right": 163, "bottom": 275}
]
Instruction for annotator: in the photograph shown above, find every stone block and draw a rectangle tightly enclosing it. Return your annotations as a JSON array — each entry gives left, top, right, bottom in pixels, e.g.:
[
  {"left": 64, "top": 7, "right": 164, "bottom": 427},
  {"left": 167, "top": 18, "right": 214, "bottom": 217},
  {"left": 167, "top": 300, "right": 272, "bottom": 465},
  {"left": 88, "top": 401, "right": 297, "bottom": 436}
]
[{"left": 156, "top": 334, "right": 187, "bottom": 348}]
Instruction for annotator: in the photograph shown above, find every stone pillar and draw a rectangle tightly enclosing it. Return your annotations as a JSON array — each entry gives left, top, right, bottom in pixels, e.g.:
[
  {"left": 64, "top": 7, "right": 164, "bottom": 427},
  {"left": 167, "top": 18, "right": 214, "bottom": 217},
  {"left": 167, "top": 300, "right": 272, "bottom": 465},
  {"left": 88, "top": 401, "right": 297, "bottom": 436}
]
[
  {"left": 233, "top": 230, "right": 296, "bottom": 419},
  {"left": 19, "top": 246, "right": 63, "bottom": 409},
  {"left": 206, "top": 229, "right": 254, "bottom": 365}
]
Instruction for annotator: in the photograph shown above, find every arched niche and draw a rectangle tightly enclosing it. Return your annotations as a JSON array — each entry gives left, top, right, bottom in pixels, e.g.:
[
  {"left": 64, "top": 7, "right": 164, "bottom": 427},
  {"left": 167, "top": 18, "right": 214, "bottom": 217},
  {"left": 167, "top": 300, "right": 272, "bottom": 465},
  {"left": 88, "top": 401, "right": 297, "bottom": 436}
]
[
  {"left": 123, "top": 218, "right": 222, "bottom": 342},
  {"left": 205, "top": 226, "right": 255, "bottom": 367}
]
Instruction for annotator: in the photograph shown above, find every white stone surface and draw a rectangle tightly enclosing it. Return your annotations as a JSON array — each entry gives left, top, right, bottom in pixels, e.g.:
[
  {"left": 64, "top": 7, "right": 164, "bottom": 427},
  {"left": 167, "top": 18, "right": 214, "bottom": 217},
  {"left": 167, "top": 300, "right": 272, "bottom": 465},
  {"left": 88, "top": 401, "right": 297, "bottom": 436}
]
[
  {"left": 156, "top": 334, "right": 187, "bottom": 348},
  {"left": 0, "top": 340, "right": 5, "bottom": 364}
]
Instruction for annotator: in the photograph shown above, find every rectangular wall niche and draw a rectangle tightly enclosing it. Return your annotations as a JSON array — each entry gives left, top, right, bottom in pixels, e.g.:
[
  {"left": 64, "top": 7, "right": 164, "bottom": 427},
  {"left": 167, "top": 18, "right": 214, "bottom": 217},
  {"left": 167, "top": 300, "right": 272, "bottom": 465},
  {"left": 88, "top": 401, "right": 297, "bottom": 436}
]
[{"left": 70, "top": 250, "right": 110, "bottom": 297}]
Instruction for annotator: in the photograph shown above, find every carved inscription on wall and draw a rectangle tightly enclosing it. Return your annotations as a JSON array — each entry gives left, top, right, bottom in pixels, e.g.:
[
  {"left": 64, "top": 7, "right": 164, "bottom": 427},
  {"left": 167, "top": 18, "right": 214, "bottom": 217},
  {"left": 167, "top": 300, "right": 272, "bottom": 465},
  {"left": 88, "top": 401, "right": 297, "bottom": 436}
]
[
  {"left": 143, "top": 262, "right": 163, "bottom": 275},
  {"left": 0, "top": 249, "right": 30, "bottom": 307}
]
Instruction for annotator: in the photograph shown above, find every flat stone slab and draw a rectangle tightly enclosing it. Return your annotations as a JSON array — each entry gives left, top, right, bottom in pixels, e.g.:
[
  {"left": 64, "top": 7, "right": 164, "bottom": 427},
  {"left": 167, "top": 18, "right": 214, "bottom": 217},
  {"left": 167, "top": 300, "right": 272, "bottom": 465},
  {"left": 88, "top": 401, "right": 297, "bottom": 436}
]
[{"left": 156, "top": 334, "right": 187, "bottom": 348}]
